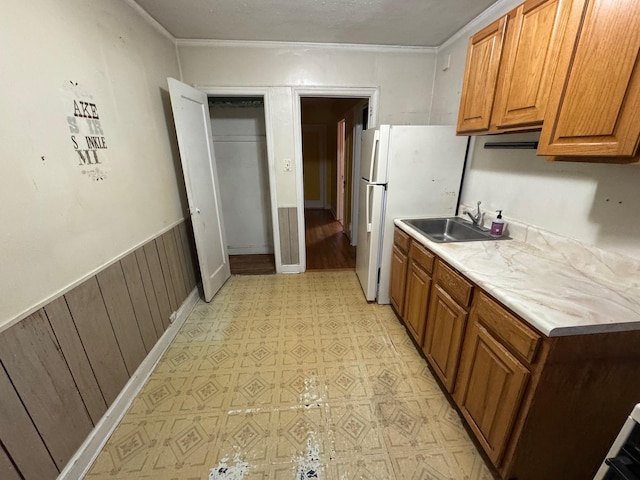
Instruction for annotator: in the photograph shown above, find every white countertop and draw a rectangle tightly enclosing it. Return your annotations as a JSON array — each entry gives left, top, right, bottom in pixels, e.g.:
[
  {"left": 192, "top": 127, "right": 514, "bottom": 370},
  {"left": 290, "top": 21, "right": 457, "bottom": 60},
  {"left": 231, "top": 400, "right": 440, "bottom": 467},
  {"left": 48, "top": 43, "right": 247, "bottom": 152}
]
[{"left": 395, "top": 218, "right": 640, "bottom": 337}]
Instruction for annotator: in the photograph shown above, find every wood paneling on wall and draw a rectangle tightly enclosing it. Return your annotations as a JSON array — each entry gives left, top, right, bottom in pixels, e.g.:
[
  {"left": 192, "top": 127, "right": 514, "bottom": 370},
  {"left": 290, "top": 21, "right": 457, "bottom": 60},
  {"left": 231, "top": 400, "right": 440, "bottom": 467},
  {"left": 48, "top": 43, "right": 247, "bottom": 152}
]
[
  {"left": 0, "top": 220, "right": 199, "bottom": 480},
  {"left": 0, "top": 443, "right": 21, "bottom": 480},
  {"left": 278, "top": 207, "right": 300, "bottom": 265}
]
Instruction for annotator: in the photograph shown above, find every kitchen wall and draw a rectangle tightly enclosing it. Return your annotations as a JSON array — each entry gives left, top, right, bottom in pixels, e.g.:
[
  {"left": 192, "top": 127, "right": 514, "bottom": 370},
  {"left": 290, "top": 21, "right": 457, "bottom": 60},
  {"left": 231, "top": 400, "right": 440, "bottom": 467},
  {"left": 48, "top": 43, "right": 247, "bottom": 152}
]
[
  {"left": 431, "top": 0, "right": 640, "bottom": 260},
  {"left": 0, "top": 0, "right": 186, "bottom": 329},
  {"left": 177, "top": 42, "right": 437, "bottom": 208}
]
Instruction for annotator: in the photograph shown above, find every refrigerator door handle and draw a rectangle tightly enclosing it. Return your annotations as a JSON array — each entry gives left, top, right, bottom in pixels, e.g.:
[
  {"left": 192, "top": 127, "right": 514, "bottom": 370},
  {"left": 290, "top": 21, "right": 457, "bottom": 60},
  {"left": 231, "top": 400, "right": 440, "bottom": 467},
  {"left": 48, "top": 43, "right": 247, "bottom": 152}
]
[
  {"left": 368, "top": 130, "right": 380, "bottom": 182},
  {"left": 365, "top": 184, "right": 372, "bottom": 233}
]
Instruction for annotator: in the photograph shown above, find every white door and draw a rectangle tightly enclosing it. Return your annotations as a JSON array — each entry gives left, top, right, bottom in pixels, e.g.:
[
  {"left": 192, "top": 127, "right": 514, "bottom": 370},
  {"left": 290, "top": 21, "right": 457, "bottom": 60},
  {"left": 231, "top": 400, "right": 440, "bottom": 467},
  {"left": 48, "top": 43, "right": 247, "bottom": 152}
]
[{"left": 168, "top": 78, "right": 230, "bottom": 302}]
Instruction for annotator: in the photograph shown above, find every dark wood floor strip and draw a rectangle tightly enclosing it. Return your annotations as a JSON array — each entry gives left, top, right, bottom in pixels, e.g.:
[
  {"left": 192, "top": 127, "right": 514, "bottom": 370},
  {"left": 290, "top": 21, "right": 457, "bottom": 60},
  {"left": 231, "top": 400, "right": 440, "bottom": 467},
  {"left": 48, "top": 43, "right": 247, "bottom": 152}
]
[
  {"left": 305, "top": 209, "right": 356, "bottom": 270},
  {"left": 229, "top": 254, "right": 276, "bottom": 275}
]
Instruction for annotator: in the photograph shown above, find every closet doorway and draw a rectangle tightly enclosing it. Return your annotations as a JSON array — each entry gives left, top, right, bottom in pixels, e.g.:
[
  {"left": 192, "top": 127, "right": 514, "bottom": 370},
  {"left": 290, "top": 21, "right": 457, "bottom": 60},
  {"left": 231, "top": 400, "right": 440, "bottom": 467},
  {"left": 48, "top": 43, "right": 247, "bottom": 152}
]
[{"left": 209, "top": 96, "right": 275, "bottom": 274}]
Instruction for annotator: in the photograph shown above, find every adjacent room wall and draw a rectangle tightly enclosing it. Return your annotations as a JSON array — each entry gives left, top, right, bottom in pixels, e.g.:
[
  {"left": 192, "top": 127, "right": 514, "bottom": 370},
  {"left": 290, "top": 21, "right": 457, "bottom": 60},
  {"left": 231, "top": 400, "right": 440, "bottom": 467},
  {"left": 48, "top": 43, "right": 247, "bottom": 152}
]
[
  {"left": 431, "top": 1, "right": 640, "bottom": 259},
  {"left": 0, "top": 0, "right": 186, "bottom": 329}
]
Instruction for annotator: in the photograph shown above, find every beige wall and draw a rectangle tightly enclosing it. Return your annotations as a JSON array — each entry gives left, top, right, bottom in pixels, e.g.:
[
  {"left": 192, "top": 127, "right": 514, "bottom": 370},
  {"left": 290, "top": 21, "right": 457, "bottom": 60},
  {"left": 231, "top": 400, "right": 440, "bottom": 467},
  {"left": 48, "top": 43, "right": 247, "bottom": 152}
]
[
  {"left": 431, "top": 0, "right": 640, "bottom": 259},
  {"left": 178, "top": 43, "right": 437, "bottom": 207},
  {"left": 0, "top": 0, "right": 183, "bottom": 328}
]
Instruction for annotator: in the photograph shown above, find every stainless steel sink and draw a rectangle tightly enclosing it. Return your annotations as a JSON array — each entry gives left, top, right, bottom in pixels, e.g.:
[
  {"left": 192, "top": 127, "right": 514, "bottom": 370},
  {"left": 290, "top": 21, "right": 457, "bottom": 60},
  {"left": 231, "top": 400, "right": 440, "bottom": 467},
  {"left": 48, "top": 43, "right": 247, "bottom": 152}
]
[{"left": 405, "top": 217, "right": 509, "bottom": 243}]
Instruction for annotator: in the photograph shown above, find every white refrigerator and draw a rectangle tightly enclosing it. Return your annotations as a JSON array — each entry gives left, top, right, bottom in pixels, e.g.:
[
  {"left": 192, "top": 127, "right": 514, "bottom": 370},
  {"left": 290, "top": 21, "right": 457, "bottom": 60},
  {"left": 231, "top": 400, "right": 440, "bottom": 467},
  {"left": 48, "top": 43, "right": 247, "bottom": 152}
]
[{"left": 355, "top": 125, "right": 468, "bottom": 303}]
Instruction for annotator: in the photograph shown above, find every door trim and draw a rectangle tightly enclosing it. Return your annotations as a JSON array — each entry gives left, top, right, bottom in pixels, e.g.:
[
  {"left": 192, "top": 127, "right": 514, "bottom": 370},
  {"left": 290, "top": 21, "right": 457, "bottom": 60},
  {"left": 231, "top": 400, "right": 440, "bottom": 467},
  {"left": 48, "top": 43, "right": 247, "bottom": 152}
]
[
  {"left": 293, "top": 86, "right": 379, "bottom": 272},
  {"left": 193, "top": 86, "right": 281, "bottom": 273}
]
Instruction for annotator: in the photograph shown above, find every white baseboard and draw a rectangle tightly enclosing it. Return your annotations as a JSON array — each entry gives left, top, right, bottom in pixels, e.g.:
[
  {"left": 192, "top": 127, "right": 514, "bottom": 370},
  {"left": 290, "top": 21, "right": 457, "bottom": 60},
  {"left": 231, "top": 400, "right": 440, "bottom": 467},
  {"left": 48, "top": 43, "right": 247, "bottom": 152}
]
[
  {"left": 58, "top": 286, "right": 201, "bottom": 480},
  {"left": 279, "top": 264, "right": 303, "bottom": 274}
]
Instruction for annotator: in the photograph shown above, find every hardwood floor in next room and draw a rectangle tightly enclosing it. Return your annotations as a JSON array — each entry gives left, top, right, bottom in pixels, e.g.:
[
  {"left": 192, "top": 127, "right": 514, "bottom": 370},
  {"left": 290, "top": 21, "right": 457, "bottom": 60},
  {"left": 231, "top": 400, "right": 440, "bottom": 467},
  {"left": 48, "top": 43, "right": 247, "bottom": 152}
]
[{"left": 305, "top": 209, "right": 356, "bottom": 270}]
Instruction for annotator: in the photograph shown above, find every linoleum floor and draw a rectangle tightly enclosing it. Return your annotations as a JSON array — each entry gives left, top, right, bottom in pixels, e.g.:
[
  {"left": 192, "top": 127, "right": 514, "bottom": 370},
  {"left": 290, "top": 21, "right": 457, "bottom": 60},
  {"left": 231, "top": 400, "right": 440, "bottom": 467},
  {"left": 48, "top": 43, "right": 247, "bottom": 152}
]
[{"left": 85, "top": 272, "right": 493, "bottom": 480}]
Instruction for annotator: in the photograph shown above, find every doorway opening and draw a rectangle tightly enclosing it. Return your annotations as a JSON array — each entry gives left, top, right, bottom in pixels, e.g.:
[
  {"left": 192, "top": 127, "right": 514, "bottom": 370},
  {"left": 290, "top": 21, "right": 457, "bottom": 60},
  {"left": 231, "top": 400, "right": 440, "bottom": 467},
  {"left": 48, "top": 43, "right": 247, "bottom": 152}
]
[
  {"left": 300, "top": 97, "right": 367, "bottom": 271},
  {"left": 208, "top": 96, "right": 276, "bottom": 275}
]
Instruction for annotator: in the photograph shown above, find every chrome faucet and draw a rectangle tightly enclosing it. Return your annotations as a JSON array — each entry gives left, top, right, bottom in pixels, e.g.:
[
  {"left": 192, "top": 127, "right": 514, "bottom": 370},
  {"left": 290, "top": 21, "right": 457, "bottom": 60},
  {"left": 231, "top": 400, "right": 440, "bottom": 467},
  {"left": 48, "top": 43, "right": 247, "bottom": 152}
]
[{"left": 464, "top": 201, "right": 482, "bottom": 226}]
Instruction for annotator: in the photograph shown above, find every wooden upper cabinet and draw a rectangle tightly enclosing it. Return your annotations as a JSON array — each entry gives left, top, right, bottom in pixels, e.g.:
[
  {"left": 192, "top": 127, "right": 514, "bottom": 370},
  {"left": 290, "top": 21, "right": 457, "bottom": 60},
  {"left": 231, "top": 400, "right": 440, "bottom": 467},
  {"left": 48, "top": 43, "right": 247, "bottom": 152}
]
[
  {"left": 492, "top": 0, "right": 572, "bottom": 130},
  {"left": 538, "top": 0, "right": 640, "bottom": 157},
  {"left": 457, "top": 17, "right": 508, "bottom": 133}
]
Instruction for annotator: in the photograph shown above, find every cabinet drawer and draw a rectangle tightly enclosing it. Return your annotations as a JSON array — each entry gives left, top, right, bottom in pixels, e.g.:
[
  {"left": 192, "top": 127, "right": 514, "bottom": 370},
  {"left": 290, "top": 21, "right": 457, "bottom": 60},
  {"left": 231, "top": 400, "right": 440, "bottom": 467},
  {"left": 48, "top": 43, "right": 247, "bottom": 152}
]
[
  {"left": 474, "top": 292, "right": 541, "bottom": 365},
  {"left": 393, "top": 228, "right": 411, "bottom": 253},
  {"left": 408, "top": 241, "right": 435, "bottom": 275},
  {"left": 434, "top": 260, "right": 473, "bottom": 307}
]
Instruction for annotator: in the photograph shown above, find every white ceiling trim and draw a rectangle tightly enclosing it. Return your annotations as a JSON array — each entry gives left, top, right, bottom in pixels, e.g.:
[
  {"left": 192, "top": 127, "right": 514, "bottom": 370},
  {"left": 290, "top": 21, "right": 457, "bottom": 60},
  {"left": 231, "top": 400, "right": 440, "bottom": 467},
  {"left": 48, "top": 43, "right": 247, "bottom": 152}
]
[
  {"left": 124, "top": 0, "right": 176, "bottom": 43},
  {"left": 437, "top": 0, "right": 522, "bottom": 51},
  {"left": 177, "top": 38, "right": 437, "bottom": 54}
]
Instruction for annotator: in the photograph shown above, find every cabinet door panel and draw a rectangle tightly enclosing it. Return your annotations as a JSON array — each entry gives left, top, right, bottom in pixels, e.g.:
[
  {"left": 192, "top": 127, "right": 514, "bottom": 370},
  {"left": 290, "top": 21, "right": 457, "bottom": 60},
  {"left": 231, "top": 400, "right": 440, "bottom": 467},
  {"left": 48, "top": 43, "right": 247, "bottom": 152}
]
[
  {"left": 390, "top": 243, "right": 409, "bottom": 317},
  {"left": 539, "top": 0, "right": 640, "bottom": 156},
  {"left": 493, "top": 0, "right": 571, "bottom": 129},
  {"left": 455, "top": 322, "right": 530, "bottom": 465},
  {"left": 403, "top": 260, "right": 431, "bottom": 345},
  {"left": 423, "top": 285, "right": 468, "bottom": 392},
  {"left": 457, "top": 17, "right": 508, "bottom": 133}
]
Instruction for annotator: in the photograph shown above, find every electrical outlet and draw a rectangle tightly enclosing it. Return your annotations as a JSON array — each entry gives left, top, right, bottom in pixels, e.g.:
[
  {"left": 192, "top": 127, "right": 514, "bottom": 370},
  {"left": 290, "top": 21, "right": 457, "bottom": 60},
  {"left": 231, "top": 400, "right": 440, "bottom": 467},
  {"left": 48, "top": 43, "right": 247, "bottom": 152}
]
[{"left": 283, "top": 158, "right": 292, "bottom": 172}]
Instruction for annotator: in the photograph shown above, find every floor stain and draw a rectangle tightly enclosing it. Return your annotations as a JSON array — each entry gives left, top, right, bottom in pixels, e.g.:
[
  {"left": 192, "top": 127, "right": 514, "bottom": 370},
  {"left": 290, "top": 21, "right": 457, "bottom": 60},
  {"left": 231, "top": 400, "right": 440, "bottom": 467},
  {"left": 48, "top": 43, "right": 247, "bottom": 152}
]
[{"left": 209, "top": 453, "right": 249, "bottom": 479}]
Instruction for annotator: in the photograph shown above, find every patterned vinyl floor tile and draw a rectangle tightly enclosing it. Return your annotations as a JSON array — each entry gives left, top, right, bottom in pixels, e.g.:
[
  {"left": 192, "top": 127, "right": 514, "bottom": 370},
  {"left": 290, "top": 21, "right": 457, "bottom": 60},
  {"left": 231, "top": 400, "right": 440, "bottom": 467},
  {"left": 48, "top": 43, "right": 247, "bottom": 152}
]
[{"left": 85, "top": 272, "right": 496, "bottom": 480}]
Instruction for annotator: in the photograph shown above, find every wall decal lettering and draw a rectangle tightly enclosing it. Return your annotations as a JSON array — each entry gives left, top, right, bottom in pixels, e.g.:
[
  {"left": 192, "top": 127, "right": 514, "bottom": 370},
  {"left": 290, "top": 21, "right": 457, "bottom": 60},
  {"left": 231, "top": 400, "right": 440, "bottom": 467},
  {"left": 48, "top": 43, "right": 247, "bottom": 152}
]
[{"left": 62, "top": 82, "right": 110, "bottom": 181}]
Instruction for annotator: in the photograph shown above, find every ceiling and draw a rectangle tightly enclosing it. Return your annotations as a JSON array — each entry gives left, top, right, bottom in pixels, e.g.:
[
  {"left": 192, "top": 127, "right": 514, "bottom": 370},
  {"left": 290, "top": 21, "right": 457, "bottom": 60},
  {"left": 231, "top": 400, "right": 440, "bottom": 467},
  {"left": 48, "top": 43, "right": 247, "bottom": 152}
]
[{"left": 134, "top": 0, "right": 501, "bottom": 47}]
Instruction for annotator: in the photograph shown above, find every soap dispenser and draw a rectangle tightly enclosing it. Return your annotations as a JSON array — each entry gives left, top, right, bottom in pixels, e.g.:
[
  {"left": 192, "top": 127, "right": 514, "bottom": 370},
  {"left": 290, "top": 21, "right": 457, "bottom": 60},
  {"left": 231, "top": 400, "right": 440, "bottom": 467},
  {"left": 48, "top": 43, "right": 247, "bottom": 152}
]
[{"left": 490, "top": 210, "right": 505, "bottom": 237}]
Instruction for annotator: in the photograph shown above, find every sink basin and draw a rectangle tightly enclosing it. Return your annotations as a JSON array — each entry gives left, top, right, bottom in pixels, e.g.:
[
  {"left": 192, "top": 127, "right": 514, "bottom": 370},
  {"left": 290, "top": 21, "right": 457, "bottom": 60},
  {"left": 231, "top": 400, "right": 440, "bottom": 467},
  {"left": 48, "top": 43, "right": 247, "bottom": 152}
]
[{"left": 405, "top": 217, "right": 508, "bottom": 243}]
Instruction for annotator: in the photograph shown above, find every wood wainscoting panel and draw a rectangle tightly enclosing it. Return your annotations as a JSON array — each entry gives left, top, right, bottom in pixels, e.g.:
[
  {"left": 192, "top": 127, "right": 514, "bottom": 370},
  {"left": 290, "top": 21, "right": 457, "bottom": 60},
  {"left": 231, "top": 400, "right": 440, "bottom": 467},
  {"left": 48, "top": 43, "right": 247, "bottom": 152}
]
[
  {"left": 0, "top": 310, "right": 93, "bottom": 469},
  {"left": 44, "top": 296, "right": 107, "bottom": 424},
  {"left": 178, "top": 221, "right": 198, "bottom": 290},
  {"left": 0, "top": 443, "right": 21, "bottom": 480},
  {"left": 96, "top": 263, "right": 147, "bottom": 374},
  {"left": 143, "top": 241, "right": 173, "bottom": 329},
  {"left": 288, "top": 207, "right": 300, "bottom": 265},
  {"left": 0, "top": 219, "right": 200, "bottom": 480},
  {"left": 65, "top": 277, "right": 129, "bottom": 406},
  {"left": 134, "top": 247, "right": 166, "bottom": 337},
  {"left": 162, "top": 229, "right": 188, "bottom": 304},
  {"left": 0, "top": 365, "right": 59, "bottom": 479},
  {"left": 278, "top": 207, "right": 300, "bottom": 265},
  {"left": 121, "top": 252, "right": 160, "bottom": 349},
  {"left": 175, "top": 223, "right": 194, "bottom": 294},
  {"left": 155, "top": 234, "right": 179, "bottom": 312}
]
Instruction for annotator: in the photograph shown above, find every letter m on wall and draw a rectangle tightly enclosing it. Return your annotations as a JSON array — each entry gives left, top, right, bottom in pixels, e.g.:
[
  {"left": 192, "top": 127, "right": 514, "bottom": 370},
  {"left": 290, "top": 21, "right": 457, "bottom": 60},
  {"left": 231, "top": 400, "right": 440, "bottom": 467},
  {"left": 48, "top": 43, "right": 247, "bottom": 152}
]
[{"left": 76, "top": 150, "right": 100, "bottom": 165}]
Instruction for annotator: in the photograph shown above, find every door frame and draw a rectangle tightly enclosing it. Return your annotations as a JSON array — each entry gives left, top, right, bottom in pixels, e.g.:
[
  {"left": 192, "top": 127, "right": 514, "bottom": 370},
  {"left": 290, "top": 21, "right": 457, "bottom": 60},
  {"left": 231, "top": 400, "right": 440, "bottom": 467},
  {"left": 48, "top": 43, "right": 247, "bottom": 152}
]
[
  {"left": 293, "top": 86, "right": 379, "bottom": 272},
  {"left": 194, "top": 85, "right": 282, "bottom": 272}
]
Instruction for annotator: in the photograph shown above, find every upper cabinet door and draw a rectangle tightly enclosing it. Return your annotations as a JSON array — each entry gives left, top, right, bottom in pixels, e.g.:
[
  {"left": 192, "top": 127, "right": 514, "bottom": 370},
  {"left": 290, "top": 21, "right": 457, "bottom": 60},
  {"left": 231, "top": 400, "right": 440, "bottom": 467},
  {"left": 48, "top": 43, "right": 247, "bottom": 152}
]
[
  {"left": 538, "top": 0, "right": 640, "bottom": 157},
  {"left": 457, "top": 17, "right": 508, "bottom": 134},
  {"left": 492, "top": 0, "right": 573, "bottom": 130}
]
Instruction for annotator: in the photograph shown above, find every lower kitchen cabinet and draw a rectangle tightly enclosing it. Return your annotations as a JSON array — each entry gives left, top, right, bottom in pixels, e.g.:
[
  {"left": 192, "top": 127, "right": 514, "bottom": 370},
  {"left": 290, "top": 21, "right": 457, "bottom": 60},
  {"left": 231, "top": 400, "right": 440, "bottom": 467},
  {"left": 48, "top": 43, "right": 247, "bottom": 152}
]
[
  {"left": 390, "top": 226, "right": 640, "bottom": 480},
  {"left": 402, "top": 241, "right": 434, "bottom": 345},
  {"left": 423, "top": 260, "right": 472, "bottom": 392},
  {"left": 455, "top": 310, "right": 531, "bottom": 465},
  {"left": 389, "top": 229, "right": 410, "bottom": 316}
]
